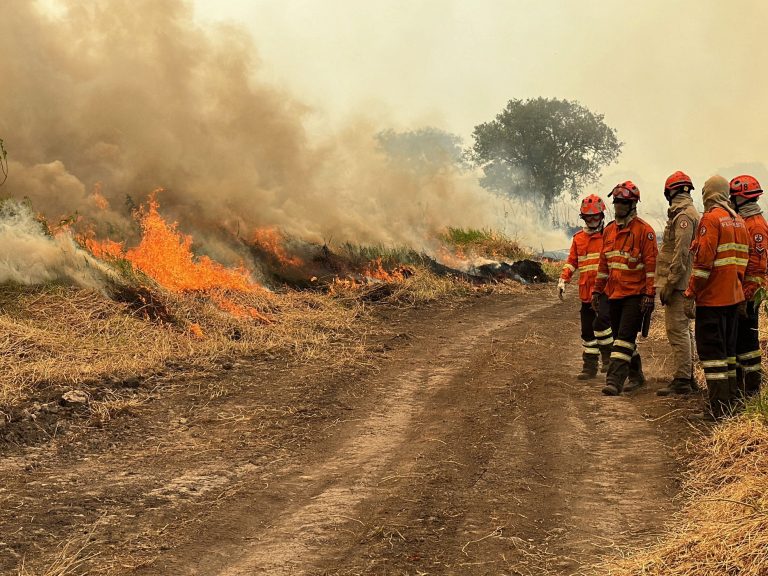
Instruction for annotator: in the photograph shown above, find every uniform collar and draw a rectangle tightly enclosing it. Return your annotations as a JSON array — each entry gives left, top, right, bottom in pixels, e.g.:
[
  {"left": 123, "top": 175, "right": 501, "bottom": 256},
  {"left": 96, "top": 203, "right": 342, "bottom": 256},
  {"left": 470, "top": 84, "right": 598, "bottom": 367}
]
[
  {"left": 615, "top": 210, "right": 637, "bottom": 228},
  {"left": 668, "top": 192, "right": 693, "bottom": 215}
]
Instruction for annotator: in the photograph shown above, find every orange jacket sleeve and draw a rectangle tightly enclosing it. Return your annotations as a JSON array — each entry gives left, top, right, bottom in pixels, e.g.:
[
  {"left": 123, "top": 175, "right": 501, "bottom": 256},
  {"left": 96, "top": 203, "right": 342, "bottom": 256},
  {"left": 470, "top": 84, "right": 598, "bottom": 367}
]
[
  {"left": 743, "top": 219, "right": 768, "bottom": 300},
  {"left": 560, "top": 236, "right": 578, "bottom": 283},
  {"left": 686, "top": 211, "right": 718, "bottom": 297},
  {"left": 594, "top": 238, "right": 609, "bottom": 294}
]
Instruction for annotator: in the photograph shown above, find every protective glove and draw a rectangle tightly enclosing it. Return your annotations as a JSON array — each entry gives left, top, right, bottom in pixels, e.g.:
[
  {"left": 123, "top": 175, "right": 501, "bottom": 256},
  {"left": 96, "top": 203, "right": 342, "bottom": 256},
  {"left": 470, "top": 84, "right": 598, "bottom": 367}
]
[
  {"left": 684, "top": 296, "right": 696, "bottom": 319},
  {"left": 738, "top": 300, "right": 748, "bottom": 318},
  {"left": 591, "top": 292, "right": 601, "bottom": 313},
  {"left": 557, "top": 278, "right": 566, "bottom": 300},
  {"left": 659, "top": 283, "right": 673, "bottom": 307},
  {"left": 640, "top": 294, "right": 655, "bottom": 315}
]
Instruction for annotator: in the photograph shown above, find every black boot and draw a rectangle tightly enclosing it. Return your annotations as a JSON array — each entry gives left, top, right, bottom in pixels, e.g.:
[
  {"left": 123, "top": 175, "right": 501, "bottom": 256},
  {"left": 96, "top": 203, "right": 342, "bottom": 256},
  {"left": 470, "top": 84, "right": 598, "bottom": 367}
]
[
  {"left": 602, "top": 358, "right": 628, "bottom": 396},
  {"left": 624, "top": 353, "right": 646, "bottom": 392},
  {"left": 577, "top": 353, "right": 599, "bottom": 380},
  {"left": 599, "top": 347, "right": 611, "bottom": 373},
  {"left": 656, "top": 377, "right": 693, "bottom": 396}
]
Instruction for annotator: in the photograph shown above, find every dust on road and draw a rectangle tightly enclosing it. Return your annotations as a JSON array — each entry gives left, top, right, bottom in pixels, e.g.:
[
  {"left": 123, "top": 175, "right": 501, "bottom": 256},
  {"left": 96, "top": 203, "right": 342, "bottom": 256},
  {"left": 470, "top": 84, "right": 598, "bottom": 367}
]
[{"left": 0, "top": 289, "right": 702, "bottom": 575}]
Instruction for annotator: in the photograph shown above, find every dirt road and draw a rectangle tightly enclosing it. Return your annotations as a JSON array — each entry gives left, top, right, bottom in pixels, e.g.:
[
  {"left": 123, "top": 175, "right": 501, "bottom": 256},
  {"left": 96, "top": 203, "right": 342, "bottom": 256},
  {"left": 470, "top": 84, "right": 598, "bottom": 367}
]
[{"left": 0, "top": 288, "right": 704, "bottom": 575}]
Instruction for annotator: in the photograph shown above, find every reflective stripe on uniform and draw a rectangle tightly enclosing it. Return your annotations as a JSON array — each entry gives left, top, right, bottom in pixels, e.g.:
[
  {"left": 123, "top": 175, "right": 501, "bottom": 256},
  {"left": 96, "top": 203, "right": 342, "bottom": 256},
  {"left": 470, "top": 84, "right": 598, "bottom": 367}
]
[
  {"left": 597, "top": 272, "right": 608, "bottom": 279},
  {"left": 716, "top": 243, "right": 749, "bottom": 253},
  {"left": 610, "top": 351, "right": 632, "bottom": 362},
  {"left": 701, "top": 359, "right": 728, "bottom": 368},
  {"left": 608, "top": 262, "right": 645, "bottom": 271},
  {"left": 597, "top": 337, "right": 614, "bottom": 345},
  {"left": 614, "top": 339, "right": 635, "bottom": 351},
  {"left": 582, "top": 339, "right": 598, "bottom": 347},
  {"left": 579, "top": 264, "right": 599, "bottom": 272},
  {"left": 584, "top": 348, "right": 600, "bottom": 355},
  {"left": 705, "top": 373, "right": 729, "bottom": 381},
  {"left": 737, "top": 350, "right": 762, "bottom": 361},
  {"left": 743, "top": 364, "right": 763, "bottom": 373},
  {"left": 713, "top": 257, "right": 749, "bottom": 267},
  {"left": 646, "top": 272, "right": 656, "bottom": 278},
  {"left": 578, "top": 253, "right": 601, "bottom": 262},
  {"left": 563, "top": 263, "right": 576, "bottom": 272},
  {"left": 594, "top": 327, "right": 612, "bottom": 337},
  {"left": 745, "top": 276, "right": 764, "bottom": 284},
  {"left": 693, "top": 269, "right": 711, "bottom": 278}
]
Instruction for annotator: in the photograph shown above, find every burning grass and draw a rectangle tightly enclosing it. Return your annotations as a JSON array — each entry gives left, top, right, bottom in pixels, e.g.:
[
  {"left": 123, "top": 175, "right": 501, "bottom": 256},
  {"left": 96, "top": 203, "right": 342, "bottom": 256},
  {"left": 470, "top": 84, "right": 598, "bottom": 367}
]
[{"left": 599, "top": 407, "right": 768, "bottom": 576}]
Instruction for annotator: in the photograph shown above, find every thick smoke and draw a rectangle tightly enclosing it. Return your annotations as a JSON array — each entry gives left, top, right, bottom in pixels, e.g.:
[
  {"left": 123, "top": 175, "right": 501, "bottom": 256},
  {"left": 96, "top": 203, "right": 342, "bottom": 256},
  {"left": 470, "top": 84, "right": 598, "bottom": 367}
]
[
  {"left": 0, "top": 200, "right": 112, "bottom": 288},
  {"left": 0, "top": 1, "right": 564, "bottom": 278}
]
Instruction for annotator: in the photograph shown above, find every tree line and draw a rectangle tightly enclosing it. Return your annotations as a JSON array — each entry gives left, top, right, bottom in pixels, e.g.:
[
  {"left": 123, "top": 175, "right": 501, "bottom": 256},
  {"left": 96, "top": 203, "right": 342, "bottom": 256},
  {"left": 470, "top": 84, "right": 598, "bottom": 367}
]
[{"left": 377, "top": 97, "right": 623, "bottom": 214}]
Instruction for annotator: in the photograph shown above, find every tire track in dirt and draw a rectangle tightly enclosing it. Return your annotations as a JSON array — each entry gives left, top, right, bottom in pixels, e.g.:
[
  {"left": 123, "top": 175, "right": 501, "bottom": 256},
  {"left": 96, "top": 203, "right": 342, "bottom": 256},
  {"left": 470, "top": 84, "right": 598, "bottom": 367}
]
[{"left": 207, "top": 299, "right": 554, "bottom": 575}]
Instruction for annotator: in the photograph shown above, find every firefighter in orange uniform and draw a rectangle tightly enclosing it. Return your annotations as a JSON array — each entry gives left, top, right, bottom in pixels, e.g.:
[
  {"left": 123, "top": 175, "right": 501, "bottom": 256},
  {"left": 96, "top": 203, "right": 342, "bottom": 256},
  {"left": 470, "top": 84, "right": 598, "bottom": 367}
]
[
  {"left": 593, "top": 181, "right": 658, "bottom": 396},
  {"left": 684, "top": 175, "right": 750, "bottom": 419},
  {"left": 729, "top": 175, "right": 768, "bottom": 397},
  {"left": 559, "top": 195, "right": 613, "bottom": 379}
]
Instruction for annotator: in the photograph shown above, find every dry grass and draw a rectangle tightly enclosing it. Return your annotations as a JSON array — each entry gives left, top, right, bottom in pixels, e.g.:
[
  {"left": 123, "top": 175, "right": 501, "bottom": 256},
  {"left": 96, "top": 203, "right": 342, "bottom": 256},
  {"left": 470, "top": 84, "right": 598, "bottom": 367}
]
[
  {"left": 598, "top": 410, "right": 768, "bottom": 576},
  {"left": 0, "top": 282, "right": 367, "bottom": 411}
]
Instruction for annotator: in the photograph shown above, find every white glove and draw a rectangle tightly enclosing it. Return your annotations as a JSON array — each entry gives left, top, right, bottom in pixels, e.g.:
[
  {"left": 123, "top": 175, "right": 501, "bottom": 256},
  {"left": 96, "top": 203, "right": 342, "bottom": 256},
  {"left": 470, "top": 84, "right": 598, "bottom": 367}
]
[{"left": 557, "top": 278, "right": 566, "bottom": 299}]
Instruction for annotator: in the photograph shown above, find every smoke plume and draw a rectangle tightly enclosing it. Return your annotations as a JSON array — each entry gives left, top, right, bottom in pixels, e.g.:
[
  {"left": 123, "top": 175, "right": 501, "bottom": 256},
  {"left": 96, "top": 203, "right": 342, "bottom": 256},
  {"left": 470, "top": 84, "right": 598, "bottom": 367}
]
[{"left": 0, "top": 1, "right": 564, "bottom": 280}]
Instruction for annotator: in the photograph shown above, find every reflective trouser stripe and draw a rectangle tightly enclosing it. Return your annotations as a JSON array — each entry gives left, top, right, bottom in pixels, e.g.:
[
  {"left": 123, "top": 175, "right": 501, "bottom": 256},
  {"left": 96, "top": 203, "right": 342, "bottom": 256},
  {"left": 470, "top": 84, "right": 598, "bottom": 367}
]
[
  {"left": 611, "top": 351, "right": 632, "bottom": 362},
  {"left": 705, "top": 373, "right": 729, "bottom": 381},
  {"left": 597, "top": 337, "right": 614, "bottom": 345},
  {"left": 701, "top": 359, "right": 728, "bottom": 368},
  {"left": 614, "top": 339, "right": 635, "bottom": 351},
  {"left": 743, "top": 364, "right": 763, "bottom": 373},
  {"left": 737, "top": 350, "right": 762, "bottom": 361},
  {"left": 594, "top": 327, "right": 612, "bottom": 338}
]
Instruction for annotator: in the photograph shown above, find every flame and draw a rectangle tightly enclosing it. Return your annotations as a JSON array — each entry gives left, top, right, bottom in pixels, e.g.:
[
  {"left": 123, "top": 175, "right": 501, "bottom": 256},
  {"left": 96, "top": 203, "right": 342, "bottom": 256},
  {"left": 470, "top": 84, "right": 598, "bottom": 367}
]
[
  {"left": 364, "top": 258, "right": 406, "bottom": 282},
  {"left": 436, "top": 245, "right": 471, "bottom": 271},
  {"left": 252, "top": 227, "right": 303, "bottom": 268},
  {"left": 123, "top": 195, "right": 258, "bottom": 293},
  {"left": 86, "top": 237, "right": 124, "bottom": 260},
  {"left": 91, "top": 183, "right": 109, "bottom": 211}
]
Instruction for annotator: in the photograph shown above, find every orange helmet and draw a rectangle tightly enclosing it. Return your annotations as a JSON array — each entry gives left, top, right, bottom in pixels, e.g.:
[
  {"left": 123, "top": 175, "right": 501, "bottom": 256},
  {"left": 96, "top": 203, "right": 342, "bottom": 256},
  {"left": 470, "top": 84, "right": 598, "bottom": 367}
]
[
  {"left": 580, "top": 194, "right": 606, "bottom": 216},
  {"left": 609, "top": 180, "right": 640, "bottom": 201},
  {"left": 664, "top": 171, "right": 694, "bottom": 193},
  {"left": 729, "top": 174, "right": 763, "bottom": 200}
]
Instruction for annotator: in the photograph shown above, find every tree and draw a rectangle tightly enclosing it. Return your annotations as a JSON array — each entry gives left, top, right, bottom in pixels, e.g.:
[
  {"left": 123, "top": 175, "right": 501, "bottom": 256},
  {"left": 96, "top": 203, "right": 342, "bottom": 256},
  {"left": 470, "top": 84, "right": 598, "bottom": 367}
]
[
  {"left": 376, "top": 127, "right": 467, "bottom": 174},
  {"left": 469, "top": 98, "right": 622, "bottom": 210}
]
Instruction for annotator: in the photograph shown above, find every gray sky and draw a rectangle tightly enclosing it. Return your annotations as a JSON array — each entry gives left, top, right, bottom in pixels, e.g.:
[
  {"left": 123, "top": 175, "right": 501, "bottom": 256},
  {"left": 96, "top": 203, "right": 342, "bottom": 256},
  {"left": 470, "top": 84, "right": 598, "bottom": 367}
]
[{"left": 193, "top": 0, "right": 768, "bottom": 212}]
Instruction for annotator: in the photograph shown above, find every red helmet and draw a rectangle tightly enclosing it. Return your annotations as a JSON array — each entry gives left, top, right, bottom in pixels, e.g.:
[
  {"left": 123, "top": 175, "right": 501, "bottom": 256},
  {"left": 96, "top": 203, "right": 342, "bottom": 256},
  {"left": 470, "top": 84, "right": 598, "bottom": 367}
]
[
  {"left": 580, "top": 194, "right": 606, "bottom": 216},
  {"left": 609, "top": 180, "right": 640, "bottom": 201},
  {"left": 665, "top": 171, "right": 694, "bottom": 192},
  {"left": 729, "top": 174, "right": 763, "bottom": 200}
]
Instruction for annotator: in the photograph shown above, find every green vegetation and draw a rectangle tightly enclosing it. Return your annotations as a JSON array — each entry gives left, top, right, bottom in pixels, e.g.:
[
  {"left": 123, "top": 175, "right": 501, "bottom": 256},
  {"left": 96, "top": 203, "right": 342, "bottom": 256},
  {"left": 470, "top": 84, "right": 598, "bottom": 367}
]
[{"left": 439, "top": 226, "right": 530, "bottom": 260}]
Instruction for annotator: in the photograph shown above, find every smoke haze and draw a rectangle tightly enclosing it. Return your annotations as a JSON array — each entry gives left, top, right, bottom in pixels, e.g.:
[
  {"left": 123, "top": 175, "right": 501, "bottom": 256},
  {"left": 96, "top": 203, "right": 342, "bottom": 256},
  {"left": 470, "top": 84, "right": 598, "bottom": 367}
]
[{"left": 0, "top": 0, "right": 565, "bottom": 280}]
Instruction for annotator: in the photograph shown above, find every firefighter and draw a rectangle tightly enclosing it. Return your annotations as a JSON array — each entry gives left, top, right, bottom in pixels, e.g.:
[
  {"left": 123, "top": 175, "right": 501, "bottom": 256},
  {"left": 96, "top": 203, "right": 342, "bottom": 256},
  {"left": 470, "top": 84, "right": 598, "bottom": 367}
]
[
  {"left": 729, "top": 175, "right": 767, "bottom": 398},
  {"left": 684, "top": 175, "right": 749, "bottom": 420},
  {"left": 558, "top": 194, "right": 613, "bottom": 379},
  {"left": 593, "top": 181, "right": 658, "bottom": 396},
  {"left": 656, "top": 172, "right": 700, "bottom": 396}
]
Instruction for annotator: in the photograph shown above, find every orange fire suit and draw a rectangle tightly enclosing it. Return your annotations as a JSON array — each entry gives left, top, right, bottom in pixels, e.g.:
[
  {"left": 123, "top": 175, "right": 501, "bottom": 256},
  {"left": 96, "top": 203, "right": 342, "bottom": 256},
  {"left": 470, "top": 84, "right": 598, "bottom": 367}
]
[
  {"left": 561, "top": 229, "right": 603, "bottom": 303},
  {"left": 737, "top": 208, "right": 768, "bottom": 395},
  {"left": 594, "top": 217, "right": 658, "bottom": 299},
  {"left": 685, "top": 206, "right": 748, "bottom": 306},
  {"left": 685, "top": 206, "right": 749, "bottom": 416},
  {"left": 561, "top": 228, "right": 613, "bottom": 374},
  {"left": 593, "top": 215, "right": 658, "bottom": 392}
]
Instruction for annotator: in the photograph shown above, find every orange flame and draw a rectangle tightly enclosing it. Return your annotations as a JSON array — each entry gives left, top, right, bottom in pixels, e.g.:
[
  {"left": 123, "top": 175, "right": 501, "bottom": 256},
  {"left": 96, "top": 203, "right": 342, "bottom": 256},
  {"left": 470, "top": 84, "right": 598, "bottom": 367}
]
[
  {"left": 122, "top": 196, "right": 257, "bottom": 293},
  {"left": 252, "top": 227, "right": 303, "bottom": 268},
  {"left": 364, "top": 258, "right": 406, "bottom": 282}
]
